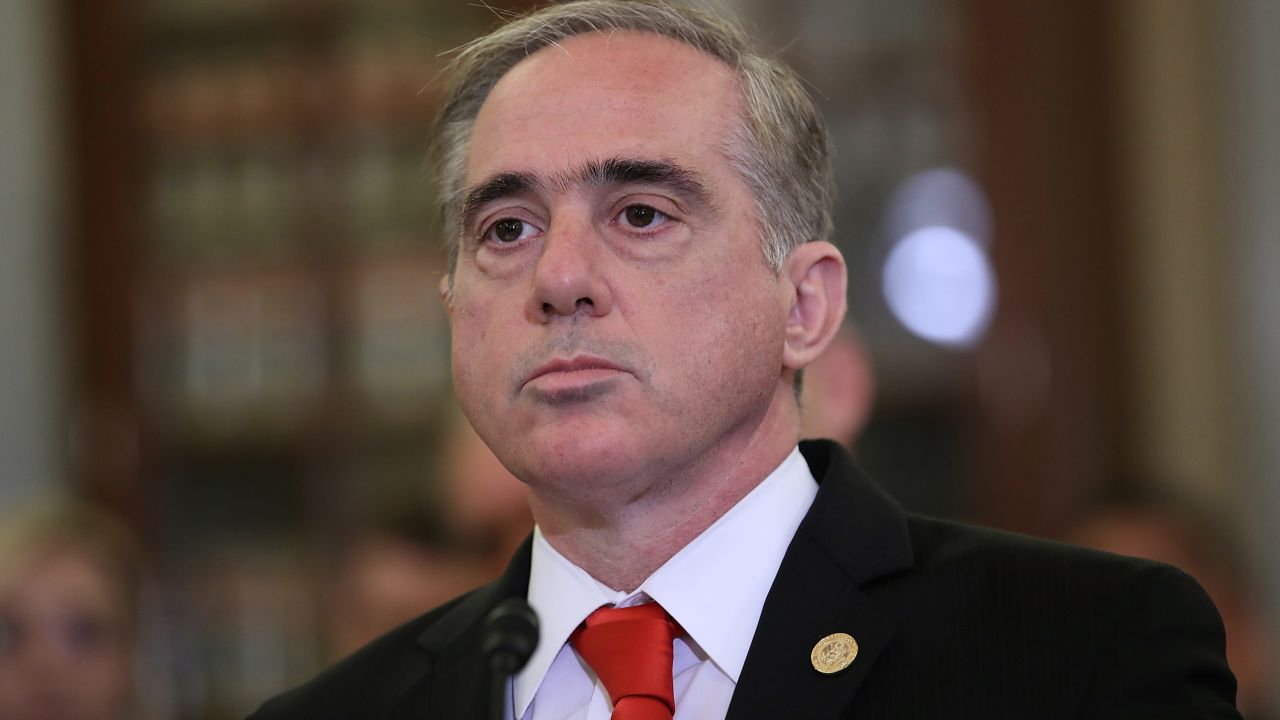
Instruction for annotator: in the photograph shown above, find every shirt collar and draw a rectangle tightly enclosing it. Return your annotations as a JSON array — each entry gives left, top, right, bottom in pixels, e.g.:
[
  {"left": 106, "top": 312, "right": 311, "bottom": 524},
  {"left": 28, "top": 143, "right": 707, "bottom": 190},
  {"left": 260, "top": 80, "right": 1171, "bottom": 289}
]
[
  {"left": 515, "top": 526, "right": 617, "bottom": 718},
  {"left": 514, "top": 447, "right": 817, "bottom": 717}
]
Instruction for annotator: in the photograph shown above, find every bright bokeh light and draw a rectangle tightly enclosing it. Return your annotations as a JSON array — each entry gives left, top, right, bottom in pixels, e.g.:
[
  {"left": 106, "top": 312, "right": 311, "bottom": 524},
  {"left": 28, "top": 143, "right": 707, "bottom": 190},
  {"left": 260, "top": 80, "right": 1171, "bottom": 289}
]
[{"left": 882, "top": 226, "right": 996, "bottom": 348}]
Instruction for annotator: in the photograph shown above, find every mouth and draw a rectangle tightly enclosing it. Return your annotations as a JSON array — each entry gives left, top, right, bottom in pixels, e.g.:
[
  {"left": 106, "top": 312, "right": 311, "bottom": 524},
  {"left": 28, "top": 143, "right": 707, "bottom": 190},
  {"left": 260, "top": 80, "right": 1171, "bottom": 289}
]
[{"left": 522, "top": 355, "right": 629, "bottom": 398}]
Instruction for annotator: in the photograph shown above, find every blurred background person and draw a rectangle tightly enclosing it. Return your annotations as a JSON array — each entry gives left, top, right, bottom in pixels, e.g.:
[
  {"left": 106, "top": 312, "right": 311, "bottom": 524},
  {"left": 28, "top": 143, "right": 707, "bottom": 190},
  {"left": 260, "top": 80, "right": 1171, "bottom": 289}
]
[
  {"left": 1065, "top": 485, "right": 1275, "bottom": 720},
  {"left": 324, "top": 511, "right": 491, "bottom": 662},
  {"left": 325, "top": 408, "right": 531, "bottom": 661},
  {"left": 800, "top": 325, "right": 876, "bottom": 448},
  {"left": 0, "top": 499, "right": 147, "bottom": 720},
  {"left": 434, "top": 406, "right": 534, "bottom": 572}
]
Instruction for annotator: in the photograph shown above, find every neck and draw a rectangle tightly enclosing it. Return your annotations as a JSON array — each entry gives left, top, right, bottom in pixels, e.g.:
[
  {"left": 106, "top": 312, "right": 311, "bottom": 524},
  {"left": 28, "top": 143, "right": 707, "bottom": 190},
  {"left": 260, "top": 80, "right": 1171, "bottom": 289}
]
[{"left": 528, "top": 392, "right": 800, "bottom": 591}]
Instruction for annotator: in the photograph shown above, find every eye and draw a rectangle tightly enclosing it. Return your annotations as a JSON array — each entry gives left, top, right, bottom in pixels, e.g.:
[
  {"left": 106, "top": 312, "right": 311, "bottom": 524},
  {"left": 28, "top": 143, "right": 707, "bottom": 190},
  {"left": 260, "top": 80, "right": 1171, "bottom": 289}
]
[
  {"left": 617, "top": 204, "right": 670, "bottom": 230},
  {"left": 63, "top": 615, "right": 109, "bottom": 655},
  {"left": 482, "top": 217, "right": 540, "bottom": 245}
]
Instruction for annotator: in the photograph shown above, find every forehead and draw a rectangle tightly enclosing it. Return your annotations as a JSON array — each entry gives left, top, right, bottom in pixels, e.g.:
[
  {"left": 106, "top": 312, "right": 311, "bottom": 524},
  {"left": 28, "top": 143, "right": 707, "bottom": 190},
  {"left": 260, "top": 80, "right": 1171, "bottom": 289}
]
[{"left": 467, "top": 31, "right": 742, "bottom": 184}]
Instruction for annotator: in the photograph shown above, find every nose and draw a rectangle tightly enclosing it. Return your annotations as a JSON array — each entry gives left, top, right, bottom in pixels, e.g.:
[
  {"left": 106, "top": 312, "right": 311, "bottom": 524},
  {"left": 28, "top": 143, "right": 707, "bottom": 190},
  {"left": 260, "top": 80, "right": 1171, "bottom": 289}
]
[{"left": 526, "top": 216, "right": 614, "bottom": 323}]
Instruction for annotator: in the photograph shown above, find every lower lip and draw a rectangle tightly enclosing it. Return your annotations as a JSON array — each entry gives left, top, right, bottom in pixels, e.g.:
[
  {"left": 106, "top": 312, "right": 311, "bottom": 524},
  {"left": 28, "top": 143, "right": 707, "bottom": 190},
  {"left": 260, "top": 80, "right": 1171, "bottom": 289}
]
[{"left": 526, "top": 367, "right": 624, "bottom": 394}]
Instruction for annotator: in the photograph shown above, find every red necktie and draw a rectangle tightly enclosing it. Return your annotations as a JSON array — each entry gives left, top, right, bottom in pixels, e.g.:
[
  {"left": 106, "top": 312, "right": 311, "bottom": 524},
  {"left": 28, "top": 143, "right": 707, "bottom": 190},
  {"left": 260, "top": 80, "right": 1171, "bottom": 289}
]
[{"left": 569, "top": 602, "right": 684, "bottom": 720}]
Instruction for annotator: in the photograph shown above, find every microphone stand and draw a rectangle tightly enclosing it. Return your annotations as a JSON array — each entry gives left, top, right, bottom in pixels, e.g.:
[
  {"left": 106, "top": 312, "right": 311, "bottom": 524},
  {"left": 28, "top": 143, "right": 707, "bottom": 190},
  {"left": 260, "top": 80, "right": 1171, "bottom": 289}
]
[{"left": 482, "top": 597, "right": 540, "bottom": 720}]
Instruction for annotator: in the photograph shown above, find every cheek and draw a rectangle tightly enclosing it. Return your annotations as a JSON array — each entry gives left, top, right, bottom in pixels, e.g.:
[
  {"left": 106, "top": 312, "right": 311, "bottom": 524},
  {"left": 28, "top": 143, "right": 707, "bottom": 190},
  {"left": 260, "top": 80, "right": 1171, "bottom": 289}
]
[
  {"left": 655, "top": 269, "right": 783, "bottom": 386},
  {"left": 449, "top": 306, "right": 493, "bottom": 395},
  {"left": 448, "top": 291, "right": 522, "bottom": 424}
]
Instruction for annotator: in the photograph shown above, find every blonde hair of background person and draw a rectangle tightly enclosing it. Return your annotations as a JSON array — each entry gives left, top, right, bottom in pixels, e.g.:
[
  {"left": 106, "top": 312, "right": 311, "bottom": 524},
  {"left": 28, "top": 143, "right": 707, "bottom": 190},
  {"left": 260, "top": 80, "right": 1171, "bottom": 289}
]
[{"left": 0, "top": 499, "right": 148, "bottom": 720}]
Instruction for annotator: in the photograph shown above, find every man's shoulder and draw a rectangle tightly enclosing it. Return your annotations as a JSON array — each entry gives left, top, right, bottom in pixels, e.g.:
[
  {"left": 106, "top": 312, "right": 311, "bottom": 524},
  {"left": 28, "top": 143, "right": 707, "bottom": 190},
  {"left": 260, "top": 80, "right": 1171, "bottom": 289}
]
[
  {"left": 839, "top": 512, "right": 1240, "bottom": 717},
  {"left": 875, "top": 511, "right": 1228, "bottom": 659},
  {"left": 801, "top": 438, "right": 1221, "bottom": 648},
  {"left": 905, "top": 511, "right": 1136, "bottom": 566},
  {"left": 895, "top": 510, "right": 1210, "bottom": 607},
  {"left": 246, "top": 589, "right": 478, "bottom": 720}
]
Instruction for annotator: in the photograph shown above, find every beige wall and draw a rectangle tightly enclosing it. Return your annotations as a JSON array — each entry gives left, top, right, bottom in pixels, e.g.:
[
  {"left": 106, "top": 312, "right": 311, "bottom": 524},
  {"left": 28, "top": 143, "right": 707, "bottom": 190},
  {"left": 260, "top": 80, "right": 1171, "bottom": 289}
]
[
  {"left": 1220, "top": 1, "right": 1280, "bottom": 708},
  {"left": 1114, "top": 0, "right": 1237, "bottom": 505},
  {"left": 0, "top": 0, "right": 65, "bottom": 506},
  {"left": 1119, "top": 1, "right": 1280, "bottom": 705}
]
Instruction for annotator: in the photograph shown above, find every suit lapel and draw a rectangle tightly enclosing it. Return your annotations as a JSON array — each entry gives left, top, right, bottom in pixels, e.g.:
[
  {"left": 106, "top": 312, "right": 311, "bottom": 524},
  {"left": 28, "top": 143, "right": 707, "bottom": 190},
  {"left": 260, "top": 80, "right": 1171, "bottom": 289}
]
[
  {"left": 386, "top": 537, "right": 534, "bottom": 720},
  {"left": 382, "top": 441, "right": 908, "bottom": 720},
  {"left": 726, "top": 441, "right": 913, "bottom": 720}
]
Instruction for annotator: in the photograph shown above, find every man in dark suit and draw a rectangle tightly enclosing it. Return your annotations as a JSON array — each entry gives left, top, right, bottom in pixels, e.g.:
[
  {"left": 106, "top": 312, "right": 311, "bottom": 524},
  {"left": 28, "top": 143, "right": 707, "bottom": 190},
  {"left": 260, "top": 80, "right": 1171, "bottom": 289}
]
[{"left": 251, "top": 1, "right": 1241, "bottom": 717}]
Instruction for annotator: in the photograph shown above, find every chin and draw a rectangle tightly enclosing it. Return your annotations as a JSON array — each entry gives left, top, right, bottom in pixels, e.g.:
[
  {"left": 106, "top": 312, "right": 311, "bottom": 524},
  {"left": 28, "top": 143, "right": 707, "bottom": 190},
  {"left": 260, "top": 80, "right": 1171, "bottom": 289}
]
[{"left": 511, "top": 430, "right": 647, "bottom": 494}]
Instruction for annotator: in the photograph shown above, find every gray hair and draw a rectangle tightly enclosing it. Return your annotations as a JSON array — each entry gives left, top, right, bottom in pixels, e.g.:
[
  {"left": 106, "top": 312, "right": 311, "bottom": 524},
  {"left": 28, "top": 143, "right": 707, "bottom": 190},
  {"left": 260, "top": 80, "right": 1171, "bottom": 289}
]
[{"left": 431, "top": 0, "right": 835, "bottom": 275}]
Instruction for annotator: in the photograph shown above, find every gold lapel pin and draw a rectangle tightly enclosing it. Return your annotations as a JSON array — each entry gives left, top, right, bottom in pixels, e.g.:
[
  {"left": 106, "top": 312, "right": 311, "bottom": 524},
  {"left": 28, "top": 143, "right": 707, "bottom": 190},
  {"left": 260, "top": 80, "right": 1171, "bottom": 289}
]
[{"left": 810, "top": 632, "right": 859, "bottom": 674}]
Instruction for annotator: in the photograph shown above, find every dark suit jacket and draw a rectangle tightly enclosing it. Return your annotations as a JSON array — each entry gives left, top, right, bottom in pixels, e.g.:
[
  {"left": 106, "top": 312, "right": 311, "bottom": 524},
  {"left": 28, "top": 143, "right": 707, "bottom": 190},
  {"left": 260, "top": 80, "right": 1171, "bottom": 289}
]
[{"left": 250, "top": 440, "right": 1241, "bottom": 719}]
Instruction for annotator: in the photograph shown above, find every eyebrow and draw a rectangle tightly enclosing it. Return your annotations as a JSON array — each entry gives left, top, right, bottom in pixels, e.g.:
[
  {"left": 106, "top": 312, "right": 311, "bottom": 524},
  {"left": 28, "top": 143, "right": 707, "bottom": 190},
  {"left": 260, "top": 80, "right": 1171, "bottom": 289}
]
[
  {"left": 570, "top": 157, "right": 712, "bottom": 205},
  {"left": 459, "top": 157, "right": 713, "bottom": 231},
  {"left": 460, "top": 171, "right": 540, "bottom": 231}
]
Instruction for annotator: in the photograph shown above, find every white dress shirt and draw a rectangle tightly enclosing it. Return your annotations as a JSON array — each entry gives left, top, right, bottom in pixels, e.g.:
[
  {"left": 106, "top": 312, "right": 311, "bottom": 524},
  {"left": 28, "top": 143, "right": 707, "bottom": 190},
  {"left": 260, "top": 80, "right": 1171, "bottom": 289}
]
[{"left": 509, "top": 447, "right": 819, "bottom": 720}]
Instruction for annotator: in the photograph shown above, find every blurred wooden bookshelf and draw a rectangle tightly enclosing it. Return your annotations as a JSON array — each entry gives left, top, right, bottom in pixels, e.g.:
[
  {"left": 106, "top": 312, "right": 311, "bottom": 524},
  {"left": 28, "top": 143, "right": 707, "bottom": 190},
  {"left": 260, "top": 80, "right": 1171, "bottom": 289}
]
[{"left": 62, "top": 2, "right": 527, "bottom": 716}]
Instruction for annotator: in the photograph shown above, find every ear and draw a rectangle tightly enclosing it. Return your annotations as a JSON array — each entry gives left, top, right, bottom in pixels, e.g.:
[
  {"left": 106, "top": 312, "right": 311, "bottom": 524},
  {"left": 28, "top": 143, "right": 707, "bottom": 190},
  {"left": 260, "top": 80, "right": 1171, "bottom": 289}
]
[
  {"left": 438, "top": 273, "right": 453, "bottom": 310},
  {"left": 782, "top": 241, "right": 847, "bottom": 372}
]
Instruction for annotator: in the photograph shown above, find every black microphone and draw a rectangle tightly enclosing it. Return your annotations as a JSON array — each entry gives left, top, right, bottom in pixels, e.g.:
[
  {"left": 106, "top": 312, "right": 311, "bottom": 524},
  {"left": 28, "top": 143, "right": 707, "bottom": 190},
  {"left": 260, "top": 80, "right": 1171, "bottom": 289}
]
[{"left": 483, "top": 597, "right": 539, "bottom": 720}]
